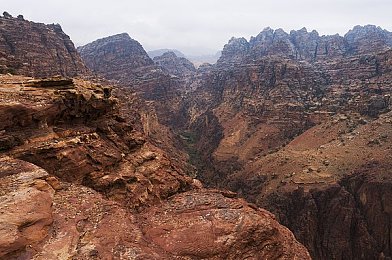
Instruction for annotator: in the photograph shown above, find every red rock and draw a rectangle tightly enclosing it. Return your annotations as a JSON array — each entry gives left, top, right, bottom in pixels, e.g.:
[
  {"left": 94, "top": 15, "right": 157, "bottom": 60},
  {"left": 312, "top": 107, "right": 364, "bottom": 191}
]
[
  {"left": 0, "top": 157, "right": 54, "bottom": 258},
  {"left": 0, "top": 15, "right": 87, "bottom": 77},
  {"left": 141, "top": 189, "right": 310, "bottom": 259}
]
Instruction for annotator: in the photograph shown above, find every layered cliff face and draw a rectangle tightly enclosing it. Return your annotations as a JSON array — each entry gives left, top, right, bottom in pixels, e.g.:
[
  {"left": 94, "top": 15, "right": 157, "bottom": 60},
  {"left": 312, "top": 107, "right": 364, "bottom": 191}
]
[
  {"left": 0, "top": 75, "right": 194, "bottom": 208},
  {"left": 0, "top": 13, "right": 87, "bottom": 77}
]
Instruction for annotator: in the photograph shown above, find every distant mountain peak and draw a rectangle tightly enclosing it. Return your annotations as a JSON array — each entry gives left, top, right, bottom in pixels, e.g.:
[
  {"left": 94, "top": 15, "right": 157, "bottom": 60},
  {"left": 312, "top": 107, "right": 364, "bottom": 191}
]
[
  {"left": 78, "top": 33, "right": 153, "bottom": 75},
  {"left": 219, "top": 25, "right": 392, "bottom": 63},
  {"left": 148, "top": 49, "right": 185, "bottom": 59}
]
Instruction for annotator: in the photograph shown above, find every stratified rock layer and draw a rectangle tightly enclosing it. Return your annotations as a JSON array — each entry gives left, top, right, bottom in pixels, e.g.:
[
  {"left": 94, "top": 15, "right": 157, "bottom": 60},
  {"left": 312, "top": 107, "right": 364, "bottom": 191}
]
[
  {"left": 0, "top": 75, "right": 193, "bottom": 209},
  {"left": 141, "top": 189, "right": 310, "bottom": 260},
  {"left": 0, "top": 14, "right": 87, "bottom": 77}
]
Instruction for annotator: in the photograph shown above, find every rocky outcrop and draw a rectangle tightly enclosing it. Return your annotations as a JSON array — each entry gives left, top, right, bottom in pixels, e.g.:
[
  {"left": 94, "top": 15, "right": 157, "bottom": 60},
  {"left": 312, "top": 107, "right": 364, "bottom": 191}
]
[
  {"left": 218, "top": 25, "right": 392, "bottom": 63},
  {"left": 0, "top": 13, "right": 87, "bottom": 77},
  {"left": 0, "top": 156, "right": 310, "bottom": 259},
  {"left": 0, "top": 157, "right": 56, "bottom": 259},
  {"left": 153, "top": 51, "right": 196, "bottom": 78},
  {"left": 78, "top": 33, "right": 154, "bottom": 78},
  {"left": 0, "top": 75, "right": 193, "bottom": 209},
  {"left": 141, "top": 189, "right": 310, "bottom": 259}
]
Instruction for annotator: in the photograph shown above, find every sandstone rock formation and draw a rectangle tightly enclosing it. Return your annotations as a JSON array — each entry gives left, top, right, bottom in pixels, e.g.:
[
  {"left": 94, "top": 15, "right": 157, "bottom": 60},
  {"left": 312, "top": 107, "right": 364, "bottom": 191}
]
[
  {"left": 0, "top": 74, "right": 310, "bottom": 259},
  {"left": 0, "top": 158, "right": 310, "bottom": 259},
  {"left": 0, "top": 75, "right": 193, "bottom": 209},
  {"left": 0, "top": 157, "right": 55, "bottom": 258},
  {"left": 141, "top": 189, "right": 310, "bottom": 259},
  {"left": 218, "top": 25, "right": 392, "bottom": 63},
  {"left": 5, "top": 12, "right": 392, "bottom": 259},
  {"left": 0, "top": 13, "right": 87, "bottom": 77},
  {"left": 78, "top": 33, "right": 192, "bottom": 131},
  {"left": 153, "top": 51, "right": 196, "bottom": 78},
  {"left": 78, "top": 33, "right": 154, "bottom": 79}
]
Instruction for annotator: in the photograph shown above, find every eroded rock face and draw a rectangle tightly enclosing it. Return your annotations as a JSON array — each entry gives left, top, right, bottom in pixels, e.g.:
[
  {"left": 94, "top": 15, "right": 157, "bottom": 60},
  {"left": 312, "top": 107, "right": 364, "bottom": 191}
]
[
  {"left": 78, "top": 33, "right": 186, "bottom": 125},
  {"left": 218, "top": 26, "right": 392, "bottom": 63},
  {"left": 141, "top": 189, "right": 310, "bottom": 260},
  {"left": 345, "top": 25, "right": 392, "bottom": 54},
  {"left": 0, "top": 157, "right": 55, "bottom": 259},
  {"left": 78, "top": 33, "right": 154, "bottom": 78},
  {"left": 78, "top": 26, "right": 392, "bottom": 258},
  {"left": 169, "top": 27, "right": 392, "bottom": 259},
  {"left": 0, "top": 14, "right": 87, "bottom": 77},
  {"left": 0, "top": 158, "right": 310, "bottom": 259},
  {"left": 153, "top": 51, "right": 196, "bottom": 78},
  {"left": 0, "top": 75, "right": 193, "bottom": 209}
]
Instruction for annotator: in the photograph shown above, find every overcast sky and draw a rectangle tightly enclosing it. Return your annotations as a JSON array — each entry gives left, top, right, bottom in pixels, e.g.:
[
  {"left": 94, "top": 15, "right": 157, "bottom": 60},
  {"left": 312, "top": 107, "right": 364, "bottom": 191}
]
[{"left": 2, "top": 0, "right": 392, "bottom": 55}]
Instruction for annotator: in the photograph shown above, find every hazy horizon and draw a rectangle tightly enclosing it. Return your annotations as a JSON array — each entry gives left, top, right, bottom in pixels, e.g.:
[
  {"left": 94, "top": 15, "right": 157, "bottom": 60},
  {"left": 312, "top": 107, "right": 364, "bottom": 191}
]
[{"left": 2, "top": 0, "right": 392, "bottom": 56}]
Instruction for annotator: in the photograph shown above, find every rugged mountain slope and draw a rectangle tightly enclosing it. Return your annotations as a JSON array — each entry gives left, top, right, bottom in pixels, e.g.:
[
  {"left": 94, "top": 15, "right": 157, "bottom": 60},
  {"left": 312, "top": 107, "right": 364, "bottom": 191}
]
[
  {"left": 153, "top": 51, "right": 196, "bottom": 78},
  {"left": 78, "top": 33, "right": 154, "bottom": 79},
  {"left": 0, "top": 13, "right": 87, "bottom": 77},
  {"left": 78, "top": 33, "right": 191, "bottom": 130},
  {"left": 79, "top": 24, "right": 392, "bottom": 259},
  {"left": 179, "top": 26, "right": 392, "bottom": 259},
  {"left": 251, "top": 112, "right": 392, "bottom": 260},
  {"left": 0, "top": 16, "right": 310, "bottom": 259},
  {"left": 219, "top": 25, "right": 392, "bottom": 63}
]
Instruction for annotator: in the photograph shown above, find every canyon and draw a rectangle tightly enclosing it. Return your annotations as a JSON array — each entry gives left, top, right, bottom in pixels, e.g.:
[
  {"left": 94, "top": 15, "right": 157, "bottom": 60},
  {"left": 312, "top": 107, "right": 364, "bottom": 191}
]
[
  {"left": 0, "top": 13, "right": 309, "bottom": 259},
  {"left": 1, "top": 10, "right": 392, "bottom": 260},
  {"left": 79, "top": 25, "right": 392, "bottom": 259}
]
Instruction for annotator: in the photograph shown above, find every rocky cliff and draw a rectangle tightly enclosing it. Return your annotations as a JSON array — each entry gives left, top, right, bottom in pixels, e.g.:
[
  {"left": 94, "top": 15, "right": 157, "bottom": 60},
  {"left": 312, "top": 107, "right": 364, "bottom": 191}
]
[
  {"left": 78, "top": 33, "right": 154, "bottom": 79},
  {"left": 0, "top": 75, "right": 310, "bottom": 259},
  {"left": 0, "top": 12, "right": 87, "bottom": 77},
  {"left": 218, "top": 25, "right": 392, "bottom": 63},
  {"left": 78, "top": 33, "right": 192, "bottom": 130}
]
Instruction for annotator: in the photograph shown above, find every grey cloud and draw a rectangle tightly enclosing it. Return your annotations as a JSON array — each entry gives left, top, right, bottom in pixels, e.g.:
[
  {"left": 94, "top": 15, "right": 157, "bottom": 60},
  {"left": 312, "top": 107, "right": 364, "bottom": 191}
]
[{"left": 2, "top": 0, "right": 392, "bottom": 55}]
